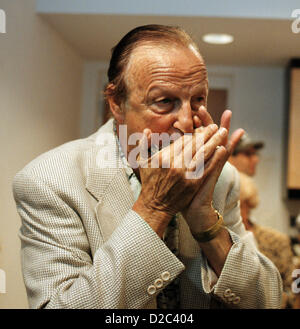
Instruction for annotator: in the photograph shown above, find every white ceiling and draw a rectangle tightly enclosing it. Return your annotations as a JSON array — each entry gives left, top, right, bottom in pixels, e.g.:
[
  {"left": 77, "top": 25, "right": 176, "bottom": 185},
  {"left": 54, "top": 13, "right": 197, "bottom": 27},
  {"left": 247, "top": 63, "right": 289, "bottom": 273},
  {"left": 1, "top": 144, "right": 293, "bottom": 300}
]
[
  {"left": 36, "top": 0, "right": 300, "bottom": 20},
  {"left": 40, "top": 13, "right": 300, "bottom": 66}
]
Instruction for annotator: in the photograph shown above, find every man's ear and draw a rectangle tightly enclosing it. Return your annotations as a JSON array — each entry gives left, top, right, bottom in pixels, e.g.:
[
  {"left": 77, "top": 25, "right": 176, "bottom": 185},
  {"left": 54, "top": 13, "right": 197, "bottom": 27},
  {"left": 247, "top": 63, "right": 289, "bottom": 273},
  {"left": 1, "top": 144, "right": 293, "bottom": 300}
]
[{"left": 106, "top": 84, "right": 125, "bottom": 124}]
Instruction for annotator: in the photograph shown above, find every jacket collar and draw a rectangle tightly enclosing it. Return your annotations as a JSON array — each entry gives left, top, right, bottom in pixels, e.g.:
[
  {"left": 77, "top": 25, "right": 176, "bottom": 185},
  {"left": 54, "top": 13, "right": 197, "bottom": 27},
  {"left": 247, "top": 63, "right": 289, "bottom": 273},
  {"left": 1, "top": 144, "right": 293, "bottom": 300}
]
[
  {"left": 85, "top": 119, "right": 127, "bottom": 202},
  {"left": 84, "top": 119, "right": 136, "bottom": 241}
]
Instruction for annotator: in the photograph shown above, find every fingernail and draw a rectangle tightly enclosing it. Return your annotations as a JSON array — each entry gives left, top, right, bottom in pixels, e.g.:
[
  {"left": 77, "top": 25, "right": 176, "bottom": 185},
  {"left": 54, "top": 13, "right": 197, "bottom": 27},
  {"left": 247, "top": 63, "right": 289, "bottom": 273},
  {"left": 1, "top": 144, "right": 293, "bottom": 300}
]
[
  {"left": 219, "top": 127, "right": 227, "bottom": 137},
  {"left": 210, "top": 124, "right": 218, "bottom": 131},
  {"left": 200, "top": 105, "right": 206, "bottom": 111}
]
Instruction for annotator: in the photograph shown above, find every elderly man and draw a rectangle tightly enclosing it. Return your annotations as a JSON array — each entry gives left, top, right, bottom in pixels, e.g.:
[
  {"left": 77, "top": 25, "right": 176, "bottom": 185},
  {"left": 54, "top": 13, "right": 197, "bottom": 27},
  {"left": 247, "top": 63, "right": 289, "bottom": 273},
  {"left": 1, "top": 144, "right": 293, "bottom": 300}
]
[{"left": 13, "top": 24, "right": 282, "bottom": 309}]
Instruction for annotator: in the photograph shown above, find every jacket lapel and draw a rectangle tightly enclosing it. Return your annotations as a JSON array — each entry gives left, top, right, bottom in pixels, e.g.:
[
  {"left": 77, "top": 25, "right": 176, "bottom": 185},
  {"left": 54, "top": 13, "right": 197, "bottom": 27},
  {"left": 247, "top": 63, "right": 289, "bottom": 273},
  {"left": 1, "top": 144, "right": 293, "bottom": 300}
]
[{"left": 85, "top": 119, "right": 135, "bottom": 242}]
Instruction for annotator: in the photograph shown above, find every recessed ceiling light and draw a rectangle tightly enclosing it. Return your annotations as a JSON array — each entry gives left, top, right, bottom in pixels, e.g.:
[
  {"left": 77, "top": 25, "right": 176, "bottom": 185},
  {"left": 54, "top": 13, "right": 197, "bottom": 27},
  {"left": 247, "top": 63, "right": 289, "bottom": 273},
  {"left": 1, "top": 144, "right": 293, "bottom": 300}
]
[{"left": 202, "top": 33, "right": 234, "bottom": 45}]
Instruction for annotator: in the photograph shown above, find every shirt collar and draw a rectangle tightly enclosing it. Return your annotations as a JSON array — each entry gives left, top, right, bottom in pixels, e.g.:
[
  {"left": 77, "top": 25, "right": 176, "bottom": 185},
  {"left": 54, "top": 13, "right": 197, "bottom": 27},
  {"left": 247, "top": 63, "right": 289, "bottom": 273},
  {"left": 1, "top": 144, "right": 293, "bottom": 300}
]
[{"left": 113, "top": 119, "right": 135, "bottom": 180}]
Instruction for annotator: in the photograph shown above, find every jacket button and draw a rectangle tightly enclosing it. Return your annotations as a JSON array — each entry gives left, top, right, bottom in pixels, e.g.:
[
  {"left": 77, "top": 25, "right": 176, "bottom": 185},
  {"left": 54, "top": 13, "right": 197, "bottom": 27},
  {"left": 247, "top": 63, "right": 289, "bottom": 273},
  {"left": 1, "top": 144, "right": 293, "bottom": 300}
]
[
  {"left": 161, "top": 271, "right": 171, "bottom": 281},
  {"left": 227, "top": 293, "right": 236, "bottom": 302},
  {"left": 154, "top": 278, "right": 163, "bottom": 289},
  {"left": 224, "top": 288, "right": 232, "bottom": 297},
  {"left": 233, "top": 296, "right": 241, "bottom": 304},
  {"left": 147, "top": 285, "right": 156, "bottom": 295}
]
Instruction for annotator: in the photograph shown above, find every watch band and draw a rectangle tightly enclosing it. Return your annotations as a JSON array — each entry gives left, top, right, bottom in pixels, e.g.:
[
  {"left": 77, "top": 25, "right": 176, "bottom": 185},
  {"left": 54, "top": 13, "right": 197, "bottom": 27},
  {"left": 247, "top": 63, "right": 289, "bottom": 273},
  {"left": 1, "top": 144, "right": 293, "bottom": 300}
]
[{"left": 191, "top": 209, "right": 224, "bottom": 243}]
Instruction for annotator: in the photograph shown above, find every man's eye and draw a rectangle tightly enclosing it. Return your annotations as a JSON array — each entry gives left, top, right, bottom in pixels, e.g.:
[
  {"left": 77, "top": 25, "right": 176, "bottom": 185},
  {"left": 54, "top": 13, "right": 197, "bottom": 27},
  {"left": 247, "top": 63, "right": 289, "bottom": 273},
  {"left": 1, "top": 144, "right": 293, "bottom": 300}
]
[
  {"left": 153, "top": 98, "right": 174, "bottom": 112},
  {"left": 157, "top": 98, "right": 172, "bottom": 105}
]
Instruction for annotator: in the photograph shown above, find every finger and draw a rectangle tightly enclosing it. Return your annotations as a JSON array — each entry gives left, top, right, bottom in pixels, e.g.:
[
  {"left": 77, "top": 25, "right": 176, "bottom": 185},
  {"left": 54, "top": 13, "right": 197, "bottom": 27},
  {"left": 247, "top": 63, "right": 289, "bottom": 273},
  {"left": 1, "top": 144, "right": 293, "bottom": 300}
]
[
  {"left": 137, "top": 128, "right": 152, "bottom": 163},
  {"left": 193, "top": 115, "right": 202, "bottom": 129},
  {"left": 198, "top": 105, "right": 214, "bottom": 126},
  {"left": 186, "top": 143, "right": 227, "bottom": 181},
  {"left": 186, "top": 128, "right": 227, "bottom": 180},
  {"left": 197, "top": 145, "right": 228, "bottom": 188},
  {"left": 200, "top": 127, "right": 228, "bottom": 162},
  {"left": 203, "top": 146, "right": 227, "bottom": 181},
  {"left": 183, "top": 126, "right": 227, "bottom": 171},
  {"left": 226, "top": 128, "right": 245, "bottom": 155},
  {"left": 173, "top": 123, "right": 218, "bottom": 157},
  {"left": 143, "top": 128, "right": 152, "bottom": 145},
  {"left": 220, "top": 110, "right": 232, "bottom": 131},
  {"left": 219, "top": 110, "right": 232, "bottom": 146},
  {"left": 178, "top": 124, "right": 219, "bottom": 168},
  {"left": 190, "top": 123, "right": 218, "bottom": 150},
  {"left": 209, "top": 146, "right": 228, "bottom": 180}
]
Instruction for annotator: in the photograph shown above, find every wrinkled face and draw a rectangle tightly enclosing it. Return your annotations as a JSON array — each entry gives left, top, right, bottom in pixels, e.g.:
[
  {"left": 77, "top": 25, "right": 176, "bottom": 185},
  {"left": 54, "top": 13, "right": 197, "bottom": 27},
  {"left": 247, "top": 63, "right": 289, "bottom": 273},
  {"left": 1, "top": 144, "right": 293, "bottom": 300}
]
[
  {"left": 230, "top": 148, "right": 260, "bottom": 176},
  {"left": 118, "top": 43, "right": 208, "bottom": 153}
]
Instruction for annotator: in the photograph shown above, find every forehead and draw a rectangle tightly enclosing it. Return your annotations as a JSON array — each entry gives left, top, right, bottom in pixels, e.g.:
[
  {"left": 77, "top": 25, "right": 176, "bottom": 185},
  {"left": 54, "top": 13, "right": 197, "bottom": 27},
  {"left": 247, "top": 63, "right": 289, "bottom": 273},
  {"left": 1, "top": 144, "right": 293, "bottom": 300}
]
[{"left": 125, "top": 43, "right": 207, "bottom": 91}]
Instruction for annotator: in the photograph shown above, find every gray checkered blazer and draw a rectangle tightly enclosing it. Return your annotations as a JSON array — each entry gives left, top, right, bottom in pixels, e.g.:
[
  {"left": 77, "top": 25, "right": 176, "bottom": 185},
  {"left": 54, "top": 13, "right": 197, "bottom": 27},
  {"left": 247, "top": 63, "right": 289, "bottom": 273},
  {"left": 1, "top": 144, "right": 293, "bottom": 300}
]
[{"left": 13, "top": 119, "right": 282, "bottom": 309}]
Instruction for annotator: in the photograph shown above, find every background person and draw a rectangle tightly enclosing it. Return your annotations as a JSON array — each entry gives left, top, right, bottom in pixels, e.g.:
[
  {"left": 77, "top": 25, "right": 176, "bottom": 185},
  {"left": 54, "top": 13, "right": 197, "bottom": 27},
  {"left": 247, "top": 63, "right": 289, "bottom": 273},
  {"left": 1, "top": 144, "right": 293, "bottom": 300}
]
[
  {"left": 229, "top": 132, "right": 264, "bottom": 176},
  {"left": 239, "top": 172, "right": 296, "bottom": 308}
]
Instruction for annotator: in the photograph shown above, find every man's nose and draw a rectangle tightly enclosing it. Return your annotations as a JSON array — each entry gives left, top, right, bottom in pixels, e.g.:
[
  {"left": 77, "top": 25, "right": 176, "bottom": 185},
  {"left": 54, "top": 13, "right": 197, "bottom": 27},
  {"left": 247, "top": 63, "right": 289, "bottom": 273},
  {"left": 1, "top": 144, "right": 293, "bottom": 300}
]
[{"left": 173, "top": 102, "right": 194, "bottom": 133}]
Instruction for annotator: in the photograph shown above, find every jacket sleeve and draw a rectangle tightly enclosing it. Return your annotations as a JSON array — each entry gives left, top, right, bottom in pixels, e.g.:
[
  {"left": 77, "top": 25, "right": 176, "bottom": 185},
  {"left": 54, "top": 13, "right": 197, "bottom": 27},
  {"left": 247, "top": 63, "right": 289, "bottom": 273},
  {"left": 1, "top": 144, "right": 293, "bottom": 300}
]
[
  {"left": 201, "top": 166, "right": 283, "bottom": 308},
  {"left": 13, "top": 170, "right": 185, "bottom": 309}
]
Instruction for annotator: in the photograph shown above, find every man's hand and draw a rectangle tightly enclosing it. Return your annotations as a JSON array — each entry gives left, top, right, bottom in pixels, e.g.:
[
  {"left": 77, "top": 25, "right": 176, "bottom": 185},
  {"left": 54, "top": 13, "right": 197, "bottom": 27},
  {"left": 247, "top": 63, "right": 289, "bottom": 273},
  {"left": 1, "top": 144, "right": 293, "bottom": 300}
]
[
  {"left": 183, "top": 107, "right": 244, "bottom": 234},
  {"left": 179, "top": 106, "right": 244, "bottom": 276},
  {"left": 132, "top": 117, "right": 235, "bottom": 238}
]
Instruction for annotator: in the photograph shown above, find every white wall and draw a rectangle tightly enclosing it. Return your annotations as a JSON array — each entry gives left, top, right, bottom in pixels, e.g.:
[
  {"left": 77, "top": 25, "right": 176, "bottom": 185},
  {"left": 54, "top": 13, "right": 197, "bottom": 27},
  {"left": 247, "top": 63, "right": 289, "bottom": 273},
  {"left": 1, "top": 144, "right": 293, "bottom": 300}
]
[
  {"left": 0, "top": 0, "right": 83, "bottom": 308},
  {"left": 80, "top": 61, "right": 108, "bottom": 138},
  {"left": 207, "top": 65, "right": 291, "bottom": 233},
  {"left": 81, "top": 62, "right": 295, "bottom": 234}
]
